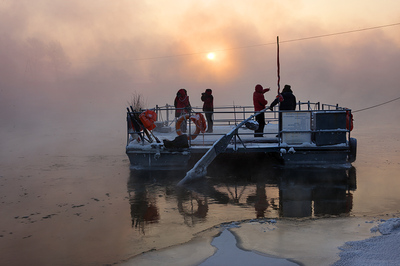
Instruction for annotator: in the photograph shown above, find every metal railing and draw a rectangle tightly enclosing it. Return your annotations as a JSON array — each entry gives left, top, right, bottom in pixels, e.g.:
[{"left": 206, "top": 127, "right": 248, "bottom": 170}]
[{"left": 127, "top": 102, "right": 352, "bottom": 146}]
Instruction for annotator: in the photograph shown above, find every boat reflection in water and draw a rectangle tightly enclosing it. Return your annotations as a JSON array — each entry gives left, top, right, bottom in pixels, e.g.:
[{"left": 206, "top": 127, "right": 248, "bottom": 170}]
[
  {"left": 278, "top": 167, "right": 356, "bottom": 217},
  {"left": 127, "top": 173, "right": 162, "bottom": 233},
  {"left": 127, "top": 156, "right": 356, "bottom": 233}
]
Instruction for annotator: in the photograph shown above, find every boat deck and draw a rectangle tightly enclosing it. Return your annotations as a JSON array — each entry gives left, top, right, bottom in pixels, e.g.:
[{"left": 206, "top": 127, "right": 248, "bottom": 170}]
[{"left": 178, "top": 124, "right": 280, "bottom": 152}]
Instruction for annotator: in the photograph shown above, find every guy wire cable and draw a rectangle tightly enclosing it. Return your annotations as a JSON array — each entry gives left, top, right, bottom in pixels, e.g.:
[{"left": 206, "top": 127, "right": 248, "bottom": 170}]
[{"left": 353, "top": 96, "right": 400, "bottom": 113}]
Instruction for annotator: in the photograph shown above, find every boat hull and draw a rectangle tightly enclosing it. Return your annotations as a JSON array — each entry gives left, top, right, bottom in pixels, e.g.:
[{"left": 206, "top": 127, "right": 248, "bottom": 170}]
[
  {"left": 126, "top": 149, "right": 191, "bottom": 170},
  {"left": 280, "top": 148, "right": 351, "bottom": 167}
]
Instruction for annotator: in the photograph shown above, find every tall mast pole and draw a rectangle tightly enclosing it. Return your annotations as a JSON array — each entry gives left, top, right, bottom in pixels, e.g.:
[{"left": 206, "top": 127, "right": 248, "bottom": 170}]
[{"left": 277, "top": 36, "right": 280, "bottom": 94}]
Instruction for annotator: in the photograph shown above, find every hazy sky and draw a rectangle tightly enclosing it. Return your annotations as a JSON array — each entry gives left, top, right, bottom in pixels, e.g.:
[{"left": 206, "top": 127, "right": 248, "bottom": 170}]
[{"left": 1, "top": 0, "right": 399, "bottom": 155}]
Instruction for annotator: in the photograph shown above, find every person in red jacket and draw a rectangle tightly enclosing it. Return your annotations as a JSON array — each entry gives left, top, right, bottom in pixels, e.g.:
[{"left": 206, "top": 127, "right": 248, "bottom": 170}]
[
  {"left": 174, "top": 89, "right": 191, "bottom": 133},
  {"left": 253, "top": 84, "right": 270, "bottom": 137},
  {"left": 201, "top": 88, "right": 214, "bottom": 133}
]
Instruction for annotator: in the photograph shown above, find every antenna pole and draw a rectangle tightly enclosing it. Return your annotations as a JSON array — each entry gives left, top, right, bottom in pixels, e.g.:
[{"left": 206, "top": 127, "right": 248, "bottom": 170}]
[{"left": 277, "top": 36, "right": 280, "bottom": 94}]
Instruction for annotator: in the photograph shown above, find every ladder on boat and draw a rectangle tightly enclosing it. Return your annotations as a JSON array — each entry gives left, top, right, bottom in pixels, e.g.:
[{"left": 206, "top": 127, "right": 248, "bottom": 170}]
[{"left": 178, "top": 107, "right": 268, "bottom": 185}]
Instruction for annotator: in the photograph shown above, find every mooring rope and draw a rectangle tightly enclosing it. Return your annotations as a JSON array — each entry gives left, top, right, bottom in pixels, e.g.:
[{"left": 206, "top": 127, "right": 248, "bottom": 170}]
[{"left": 353, "top": 96, "right": 400, "bottom": 113}]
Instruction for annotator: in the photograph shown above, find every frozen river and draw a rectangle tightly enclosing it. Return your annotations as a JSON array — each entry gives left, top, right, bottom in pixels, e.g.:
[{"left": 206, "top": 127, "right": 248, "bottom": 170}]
[{"left": 1, "top": 122, "right": 399, "bottom": 265}]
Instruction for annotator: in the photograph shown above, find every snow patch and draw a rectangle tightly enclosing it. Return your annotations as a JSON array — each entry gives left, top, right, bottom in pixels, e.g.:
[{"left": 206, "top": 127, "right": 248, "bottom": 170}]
[
  {"left": 334, "top": 218, "right": 400, "bottom": 266},
  {"left": 370, "top": 218, "right": 400, "bottom": 235}
]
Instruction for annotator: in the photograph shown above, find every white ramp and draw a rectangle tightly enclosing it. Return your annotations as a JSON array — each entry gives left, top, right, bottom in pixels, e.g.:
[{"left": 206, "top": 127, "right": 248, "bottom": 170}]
[{"left": 178, "top": 107, "right": 267, "bottom": 185}]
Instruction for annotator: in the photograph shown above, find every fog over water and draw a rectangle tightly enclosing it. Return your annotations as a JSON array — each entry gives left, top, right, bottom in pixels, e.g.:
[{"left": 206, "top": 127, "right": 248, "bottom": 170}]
[
  {"left": 1, "top": 1, "right": 400, "bottom": 265},
  {"left": 1, "top": 2, "right": 400, "bottom": 158}
]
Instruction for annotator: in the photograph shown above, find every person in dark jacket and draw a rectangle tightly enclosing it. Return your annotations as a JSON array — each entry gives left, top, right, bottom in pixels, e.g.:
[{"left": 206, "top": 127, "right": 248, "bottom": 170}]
[
  {"left": 253, "top": 84, "right": 270, "bottom": 137},
  {"left": 174, "top": 88, "right": 191, "bottom": 133},
  {"left": 269, "top": 84, "right": 296, "bottom": 111},
  {"left": 269, "top": 84, "right": 296, "bottom": 138},
  {"left": 201, "top": 88, "right": 214, "bottom": 133}
]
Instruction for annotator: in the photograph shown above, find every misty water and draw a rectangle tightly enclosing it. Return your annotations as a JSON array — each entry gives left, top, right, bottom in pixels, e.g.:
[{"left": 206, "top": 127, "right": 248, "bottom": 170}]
[
  {"left": 1, "top": 121, "right": 399, "bottom": 265},
  {"left": 2, "top": 1, "right": 400, "bottom": 265}
]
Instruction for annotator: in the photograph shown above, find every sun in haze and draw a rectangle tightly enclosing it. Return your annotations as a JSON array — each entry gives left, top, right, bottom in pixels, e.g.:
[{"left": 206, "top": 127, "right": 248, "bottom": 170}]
[{"left": 207, "top": 52, "right": 215, "bottom": 60}]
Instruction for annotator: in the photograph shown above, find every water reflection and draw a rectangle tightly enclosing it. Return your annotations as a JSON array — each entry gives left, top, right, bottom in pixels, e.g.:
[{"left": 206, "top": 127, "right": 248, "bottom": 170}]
[
  {"left": 278, "top": 167, "right": 356, "bottom": 217},
  {"left": 177, "top": 190, "right": 209, "bottom": 227},
  {"left": 128, "top": 173, "right": 161, "bottom": 233},
  {"left": 127, "top": 158, "right": 357, "bottom": 234}
]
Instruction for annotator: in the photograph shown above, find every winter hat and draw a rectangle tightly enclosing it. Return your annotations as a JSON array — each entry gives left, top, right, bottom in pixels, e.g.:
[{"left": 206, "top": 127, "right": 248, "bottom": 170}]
[
  {"left": 255, "top": 84, "right": 263, "bottom": 91},
  {"left": 283, "top": 84, "right": 291, "bottom": 90},
  {"left": 282, "top": 84, "right": 292, "bottom": 93},
  {"left": 178, "top": 88, "right": 187, "bottom": 97}
]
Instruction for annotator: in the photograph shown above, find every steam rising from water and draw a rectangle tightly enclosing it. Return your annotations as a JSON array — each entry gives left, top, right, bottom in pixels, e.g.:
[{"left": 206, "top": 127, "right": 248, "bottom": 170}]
[{"left": 1, "top": 1, "right": 399, "bottom": 161}]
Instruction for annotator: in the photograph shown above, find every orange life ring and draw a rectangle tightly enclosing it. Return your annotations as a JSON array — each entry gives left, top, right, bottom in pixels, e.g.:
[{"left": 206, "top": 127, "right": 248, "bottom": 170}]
[
  {"left": 191, "top": 113, "right": 207, "bottom": 133},
  {"left": 139, "top": 110, "right": 157, "bottom": 131},
  {"left": 176, "top": 113, "right": 206, "bottom": 140},
  {"left": 346, "top": 110, "right": 353, "bottom": 131}
]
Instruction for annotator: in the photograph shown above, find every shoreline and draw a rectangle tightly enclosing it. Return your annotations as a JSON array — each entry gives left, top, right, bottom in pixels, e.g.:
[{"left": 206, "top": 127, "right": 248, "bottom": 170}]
[{"left": 120, "top": 216, "right": 400, "bottom": 266}]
